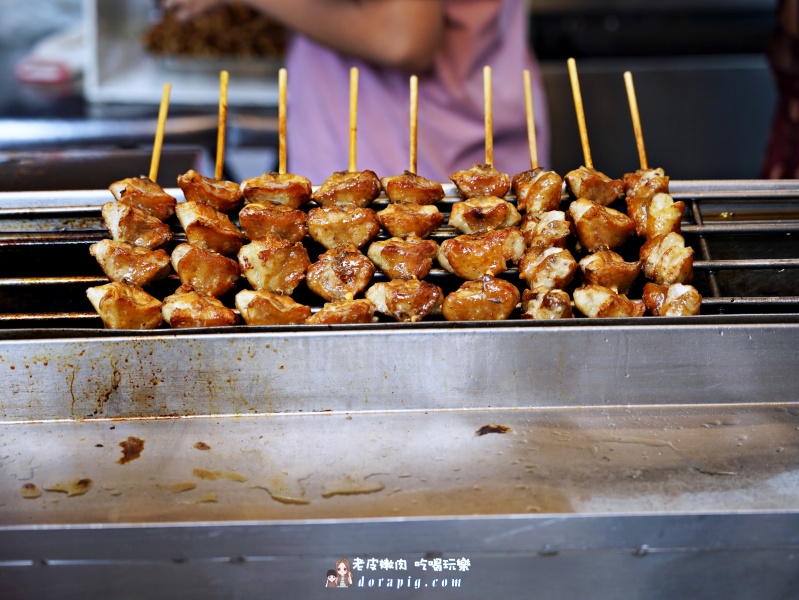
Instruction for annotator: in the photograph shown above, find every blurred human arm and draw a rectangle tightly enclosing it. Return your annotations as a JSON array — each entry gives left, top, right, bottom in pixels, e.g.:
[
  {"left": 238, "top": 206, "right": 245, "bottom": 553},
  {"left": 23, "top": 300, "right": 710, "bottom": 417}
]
[{"left": 162, "top": 0, "right": 444, "bottom": 71}]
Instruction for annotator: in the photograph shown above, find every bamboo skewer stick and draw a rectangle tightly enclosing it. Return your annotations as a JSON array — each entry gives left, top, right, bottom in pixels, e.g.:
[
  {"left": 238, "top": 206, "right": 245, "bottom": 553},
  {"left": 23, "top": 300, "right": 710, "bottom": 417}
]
[
  {"left": 215, "top": 70, "right": 229, "bottom": 180},
  {"left": 523, "top": 69, "right": 539, "bottom": 170},
  {"left": 567, "top": 58, "right": 593, "bottom": 169},
  {"left": 349, "top": 67, "right": 359, "bottom": 172},
  {"left": 409, "top": 74, "right": 418, "bottom": 174},
  {"left": 484, "top": 65, "right": 494, "bottom": 166},
  {"left": 149, "top": 83, "right": 171, "bottom": 183},
  {"left": 277, "top": 67, "right": 288, "bottom": 175},
  {"left": 624, "top": 71, "right": 648, "bottom": 170}
]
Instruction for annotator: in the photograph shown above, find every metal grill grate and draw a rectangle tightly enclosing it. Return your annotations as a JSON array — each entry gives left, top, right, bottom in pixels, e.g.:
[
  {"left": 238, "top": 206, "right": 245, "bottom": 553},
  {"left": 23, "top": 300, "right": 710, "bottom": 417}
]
[{"left": 0, "top": 180, "right": 797, "bottom": 330}]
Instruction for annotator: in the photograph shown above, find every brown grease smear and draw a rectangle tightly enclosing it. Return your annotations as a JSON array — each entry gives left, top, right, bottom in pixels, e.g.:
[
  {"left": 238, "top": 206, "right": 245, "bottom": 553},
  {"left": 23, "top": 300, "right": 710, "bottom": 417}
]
[
  {"left": 44, "top": 478, "right": 93, "bottom": 497},
  {"left": 194, "top": 442, "right": 211, "bottom": 451},
  {"left": 476, "top": 424, "right": 512, "bottom": 436},
  {"left": 118, "top": 436, "right": 145, "bottom": 464},
  {"left": 192, "top": 468, "right": 248, "bottom": 482},
  {"left": 21, "top": 483, "right": 42, "bottom": 499}
]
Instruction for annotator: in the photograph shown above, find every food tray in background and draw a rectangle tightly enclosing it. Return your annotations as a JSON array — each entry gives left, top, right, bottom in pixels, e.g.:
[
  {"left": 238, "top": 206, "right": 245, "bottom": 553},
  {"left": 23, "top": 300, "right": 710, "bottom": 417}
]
[{"left": 82, "top": 0, "right": 280, "bottom": 106}]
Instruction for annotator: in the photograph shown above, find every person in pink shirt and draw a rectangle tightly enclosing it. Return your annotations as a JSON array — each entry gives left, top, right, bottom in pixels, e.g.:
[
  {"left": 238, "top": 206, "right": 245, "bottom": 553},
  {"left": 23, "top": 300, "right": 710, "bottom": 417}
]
[{"left": 164, "top": 0, "right": 550, "bottom": 184}]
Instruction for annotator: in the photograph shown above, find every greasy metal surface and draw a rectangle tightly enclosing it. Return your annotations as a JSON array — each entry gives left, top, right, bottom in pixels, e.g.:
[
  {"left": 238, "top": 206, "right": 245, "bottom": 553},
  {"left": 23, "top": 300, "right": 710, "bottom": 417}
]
[
  {"left": 2, "top": 404, "right": 798, "bottom": 526},
  {"left": 0, "top": 323, "right": 797, "bottom": 422}
]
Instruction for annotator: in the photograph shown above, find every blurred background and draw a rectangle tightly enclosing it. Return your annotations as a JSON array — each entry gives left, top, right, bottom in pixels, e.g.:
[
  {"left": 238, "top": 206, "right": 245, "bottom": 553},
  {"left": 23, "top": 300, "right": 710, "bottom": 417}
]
[{"left": 0, "top": 0, "right": 779, "bottom": 186}]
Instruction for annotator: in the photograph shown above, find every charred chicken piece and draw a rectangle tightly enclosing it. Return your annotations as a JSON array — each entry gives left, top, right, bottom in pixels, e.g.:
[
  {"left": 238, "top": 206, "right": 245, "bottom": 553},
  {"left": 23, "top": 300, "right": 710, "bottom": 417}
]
[
  {"left": 311, "top": 170, "right": 381, "bottom": 208},
  {"left": 578, "top": 249, "right": 641, "bottom": 294},
  {"left": 239, "top": 202, "right": 307, "bottom": 244},
  {"left": 573, "top": 285, "right": 645, "bottom": 319},
  {"left": 520, "top": 210, "right": 571, "bottom": 249},
  {"left": 306, "top": 244, "right": 375, "bottom": 301},
  {"left": 448, "top": 196, "right": 521, "bottom": 234},
  {"left": 643, "top": 282, "right": 702, "bottom": 317},
  {"left": 642, "top": 192, "right": 685, "bottom": 239},
  {"left": 305, "top": 298, "right": 377, "bottom": 325},
  {"left": 367, "top": 236, "right": 439, "bottom": 280},
  {"left": 442, "top": 275, "right": 520, "bottom": 321},
  {"left": 518, "top": 246, "right": 577, "bottom": 290},
  {"left": 102, "top": 202, "right": 173, "bottom": 250},
  {"left": 171, "top": 243, "right": 240, "bottom": 298},
  {"left": 177, "top": 169, "right": 243, "bottom": 213},
  {"left": 86, "top": 282, "right": 163, "bottom": 330},
  {"left": 380, "top": 170, "right": 445, "bottom": 204},
  {"left": 238, "top": 234, "right": 311, "bottom": 295},
  {"left": 365, "top": 279, "right": 443, "bottom": 322},
  {"left": 623, "top": 167, "right": 669, "bottom": 204},
  {"left": 307, "top": 206, "right": 380, "bottom": 250},
  {"left": 564, "top": 166, "right": 624, "bottom": 206},
  {"left": 376, "top": 203, "right": 444, "bottom": 239},
  {"left": 235, "top": 289, "right": 311, "bottom": 325},
  {"left": 449, "top": 163, "right": 511, "bottom": 199},
  {"left": 437, "top": 227, "right": 525, "bottom": 280},
  {"left": 520, "top": 287, "right": 574, "bottom": 320},
  {"left": 511, "top": 168, "right": 564, "bottom": 215},
  {"left": 240, "top": 172, "right": 312, "bottom": 209},
  {"left": 109, "top": 176, "right": 177, "bottom": 221},
  {"left": 640, "top": 232, "right": 694, "bottom": 285},
  {"left": 162, "top": 284, "right": 237, "bottom": 328},
  {"left": 175, "top": 201, "right": 244, "bottom": 257},
  {"left": 90, "top": 239, "right": 171, "bottom": 287},
  {"left": 568, "top": 198, "right": 635, "bottom": 252}
]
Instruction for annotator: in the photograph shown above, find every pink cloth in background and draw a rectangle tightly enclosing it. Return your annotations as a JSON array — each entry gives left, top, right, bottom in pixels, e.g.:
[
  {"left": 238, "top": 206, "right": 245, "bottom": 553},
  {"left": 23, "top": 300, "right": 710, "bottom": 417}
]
[{"left": 285, "top": 0, "right": 549, "bottom": 184}]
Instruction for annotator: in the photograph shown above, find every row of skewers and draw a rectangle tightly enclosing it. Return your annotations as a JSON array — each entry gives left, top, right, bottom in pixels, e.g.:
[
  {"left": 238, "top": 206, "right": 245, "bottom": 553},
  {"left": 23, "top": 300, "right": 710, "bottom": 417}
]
[{"left": 86, "top": 61, "right": 701, "bottom": 329}]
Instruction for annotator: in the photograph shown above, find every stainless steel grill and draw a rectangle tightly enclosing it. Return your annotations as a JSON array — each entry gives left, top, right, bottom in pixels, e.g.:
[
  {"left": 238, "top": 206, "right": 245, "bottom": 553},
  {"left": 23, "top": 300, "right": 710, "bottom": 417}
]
[
  {"left": 1, "top": 180, "right": 798, "bottom": 599},
  {"left": 1, "top": 179, "right": 798, "bottom": 328}
]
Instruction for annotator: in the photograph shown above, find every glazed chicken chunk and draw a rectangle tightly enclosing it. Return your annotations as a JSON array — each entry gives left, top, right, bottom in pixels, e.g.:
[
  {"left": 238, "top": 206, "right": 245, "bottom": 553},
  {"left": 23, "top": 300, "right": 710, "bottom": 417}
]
[
  {"left": 643, "top": 282, "right": 702, "bottom": 317},
  {"left": 239, "top": 202, "right": 307, "bottom": 244},
  {"left": 312, "top": 170, "right": 381, "bottom": 208},
  {"left": 442, "top": 276, "right": 520, "bottom": 321},
  {"left": 240, "top": 172, "right": 312, "bottom": 209},
  {"left": 376, "top": 203, "right": 444, "bottom": 239},
  {"left": 238, "top": 235, "right": 311, "bottom": 295},
  {"left": 102, "top": 202, "right": 173, "bottom": 250},
  {"left": 520, "top": 210, "right": 571, "bottom": 249},
  {"left": 175, "top": 201, "right": 244, "bottom": 257},
  {"left": 109, "top": 176, "right": 177, "bottom": 221},
  {"left": 162, "top": 284, "right": 237, "bottom": 328},
  {"left": 171, "top": 243, "right": 240, "bottom": 298},
  {"left": 640, "top": 232, "right": 694, "bottom": 285},
  {"left": 519, "top": 246, "right": 577, "bottom": 290},
  {"left": 235, "top": 289, "right": 311, "bottom": 325},
  {"left": 380, "top": 170, "right": 445, "bottom": 204},
  {"left": 86, "top": 282, "right": 163, "bottom": 330},
  {"left": 305, "top": 298, "right": 377, "bottom": 325},
  {"left": 365, "top": 279, "right": 443, "bottom": 322},
  {"left": 521, "top": 287, "right": 574, "bottom": 320},
  {"left": 623, "top": 167, "right": 669, "bottom": 203},
  {"left": 90, "top": 239, "right": 171, "bottom": 287},
  {"left": 307, "top": 206, "right": 380, "bottom": 250},
  {"left": 177, "top": 169, "right": 243, "bottom": 213},
  {"left": 573, "top": 285, "right": 645, "bottom": 319},
  {"left": 449, "top": 163, "right": 511, "bottom": 198},
  {"left": 448, "top": 196, "right": 521, "bottom": 234},
  {"left": 568, "top": 198, "right": 635, "bottom": 252},
  {"left": 578, "top": 249, "right": 641, "bottom": 294},
  {"left": 641, "top": 192, "right": 685, "bottom": 239},
  {"left": 306, "top": 244, "right": 375, "bottom": 301},
  {"left": 511, "top": 168, "right": 564, "bottom": 215},
  {"left": 564, "top": 166, "right": 624, "bottom": 206},
  {"left": 437, "top": 227, "right": 525, "bottom": 280},
  {"left": 367, "top": 236, "right": 439, "bottom": 280}
]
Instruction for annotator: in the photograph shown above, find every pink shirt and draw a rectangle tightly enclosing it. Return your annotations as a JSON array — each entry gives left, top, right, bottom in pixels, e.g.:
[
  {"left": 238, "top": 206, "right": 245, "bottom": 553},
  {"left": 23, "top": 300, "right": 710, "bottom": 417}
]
[{"left": 285, "top": 0, "right": 549, "bottom": 185}]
